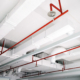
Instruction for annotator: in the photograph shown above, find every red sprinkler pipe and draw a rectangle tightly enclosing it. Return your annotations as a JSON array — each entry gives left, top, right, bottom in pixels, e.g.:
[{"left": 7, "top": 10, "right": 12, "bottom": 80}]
[
  {"left": 62, "top": 61, "right": 65, "bottom": 71},
  {"left": 54, "top": 10, "right": 68, "bottom": 20},
  {"left": 0, "top": 45, "right": 80, "bottom": 74},
  {"left": 0, "top": 10, "right": 68, "bottom": 55}
]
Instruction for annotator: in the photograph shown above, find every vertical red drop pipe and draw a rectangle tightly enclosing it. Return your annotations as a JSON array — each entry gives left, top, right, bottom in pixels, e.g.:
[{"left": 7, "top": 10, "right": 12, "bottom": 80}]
[
  {"left": 62, "top": 61, "right": 65, "bottom": 71},
  {"left": 63, "top": 61, "right": 65, "bottom": 70},
  {"left": 58, "top": 0, "right": 62, "bottom": 13},
  {"left": 36, "top": 61, "right": 37, "bottom": 67}
]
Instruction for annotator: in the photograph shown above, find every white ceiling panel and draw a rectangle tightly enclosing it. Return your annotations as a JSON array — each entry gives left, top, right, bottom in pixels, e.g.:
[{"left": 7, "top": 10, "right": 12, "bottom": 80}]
[
  {"left": 60, "top": 0, "right": 80, "bottom": 22},
  {"left": 0, "top": 0, "right": 19, "bottom": 22}
]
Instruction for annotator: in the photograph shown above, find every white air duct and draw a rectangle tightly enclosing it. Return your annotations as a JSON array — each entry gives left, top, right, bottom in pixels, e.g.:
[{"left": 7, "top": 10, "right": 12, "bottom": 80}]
[{"left": 51, "top": 47, "right": 68, "bottom": 64}]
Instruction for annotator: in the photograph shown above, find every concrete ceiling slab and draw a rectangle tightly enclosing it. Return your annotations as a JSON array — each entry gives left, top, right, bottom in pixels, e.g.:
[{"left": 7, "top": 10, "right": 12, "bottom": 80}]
[{"left": 0, "top": 0, "right": 19, "bottom": 22}]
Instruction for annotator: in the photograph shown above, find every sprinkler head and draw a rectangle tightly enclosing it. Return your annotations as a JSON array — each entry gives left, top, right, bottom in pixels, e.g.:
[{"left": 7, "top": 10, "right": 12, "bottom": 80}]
[{"left": 48, "top": 11, "right": 56, "bottom": 17}]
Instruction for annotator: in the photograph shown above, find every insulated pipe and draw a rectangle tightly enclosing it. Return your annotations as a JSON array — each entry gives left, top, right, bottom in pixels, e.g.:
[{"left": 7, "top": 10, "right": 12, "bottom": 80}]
[
  {"left": 0, "top": 45, "right": 80, "bottom": 74},
  {"left": 0, "top": 10, "right": 68, "bottom": 68},
  {"left": 63, "top": 61, "right": 65, "bottom": 70}
]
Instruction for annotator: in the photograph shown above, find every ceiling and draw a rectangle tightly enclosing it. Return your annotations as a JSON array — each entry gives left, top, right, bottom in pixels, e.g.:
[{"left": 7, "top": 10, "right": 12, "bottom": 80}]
[
  {"left": 0, "top": 0, "right": 80, "bottom": 80},
  {"left": 4, "top": 0, "right": 80, "bottom": 43},
  {"left": 0, "top": 0, "right": 19, "bottom": 22}
]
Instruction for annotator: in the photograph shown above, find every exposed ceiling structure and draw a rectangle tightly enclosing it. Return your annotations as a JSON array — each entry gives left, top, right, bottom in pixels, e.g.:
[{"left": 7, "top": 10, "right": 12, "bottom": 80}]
[{"left": 0, "top": 0, "right": 80, "bottom": 80}]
